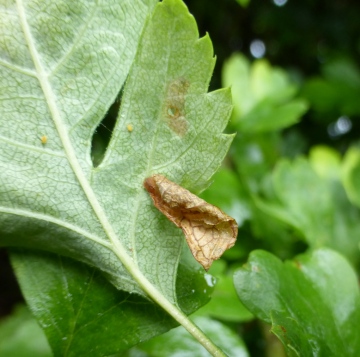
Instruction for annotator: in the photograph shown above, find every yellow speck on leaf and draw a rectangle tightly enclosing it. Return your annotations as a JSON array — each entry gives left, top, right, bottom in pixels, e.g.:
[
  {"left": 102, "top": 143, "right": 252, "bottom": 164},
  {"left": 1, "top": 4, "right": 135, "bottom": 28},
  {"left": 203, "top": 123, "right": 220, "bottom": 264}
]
[
  {"left": 40, "top": 135, "right": 47, "bottom": 144},
  {"left": 127, "top": 124, "right": 133, "bottom": 132}
]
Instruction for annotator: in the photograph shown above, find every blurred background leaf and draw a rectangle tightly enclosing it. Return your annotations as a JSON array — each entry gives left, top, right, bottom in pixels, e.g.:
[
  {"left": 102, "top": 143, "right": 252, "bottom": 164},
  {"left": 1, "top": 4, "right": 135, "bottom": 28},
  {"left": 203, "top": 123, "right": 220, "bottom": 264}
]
[
  {"left": 0, "top": 305, "right": 51, "bottom": 357},
  {"left": 223, "top": 54, "right": 308, "bottom": 133}
]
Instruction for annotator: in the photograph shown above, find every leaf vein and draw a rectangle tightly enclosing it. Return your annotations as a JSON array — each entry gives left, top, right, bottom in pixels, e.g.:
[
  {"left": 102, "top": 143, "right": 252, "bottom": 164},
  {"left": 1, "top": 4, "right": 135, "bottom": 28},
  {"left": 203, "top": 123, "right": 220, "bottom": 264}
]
[
  {"left": 0, "top": 58, "right": 36, "bottom": 77},
  {"left": 0, "top": 134, "right": 65, "bottom": 157},
  {"left": 48, "top": 1, "right": 100, "bottom": 78},
  {"left": 0, "top": 206, "right": 111, "bottom": 249}
]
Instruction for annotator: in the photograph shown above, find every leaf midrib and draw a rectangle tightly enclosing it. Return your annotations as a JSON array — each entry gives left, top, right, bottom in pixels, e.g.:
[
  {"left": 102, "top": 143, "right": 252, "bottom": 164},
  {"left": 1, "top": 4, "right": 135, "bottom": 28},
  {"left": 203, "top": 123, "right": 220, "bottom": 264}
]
[
  {"left": 16, "top": 0, "right": 137, "bottom": 282},
  {"left": 15, "top": 0, "right": 181, "bottom": 310}
]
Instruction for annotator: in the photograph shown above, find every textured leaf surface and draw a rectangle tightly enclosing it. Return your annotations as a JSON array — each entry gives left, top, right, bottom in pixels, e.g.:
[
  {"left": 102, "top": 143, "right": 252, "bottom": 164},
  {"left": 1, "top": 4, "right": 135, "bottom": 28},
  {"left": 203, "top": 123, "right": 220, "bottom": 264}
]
[
  {"left": 0, "top": 0, "right": 157, "bottom": 294},
  {"left": 0, "top": 0, "right": 233, "bottom": 303},
  {"left": 0, "top": 0, "right": 234, "bottom": 355},
  {"left": 234, "top": 249, "right": 360, "bottom": 356}
]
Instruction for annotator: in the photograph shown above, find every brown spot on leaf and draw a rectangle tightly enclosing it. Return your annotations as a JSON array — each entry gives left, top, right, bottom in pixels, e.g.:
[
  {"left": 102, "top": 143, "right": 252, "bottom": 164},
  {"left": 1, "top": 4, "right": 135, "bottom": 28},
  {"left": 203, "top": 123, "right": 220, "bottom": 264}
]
[
  {"left": 163, "top": 78, "right": 190, "bottom": 137},
  {"left": 144, "top": 174, "right": 238, "bottom": 270}
]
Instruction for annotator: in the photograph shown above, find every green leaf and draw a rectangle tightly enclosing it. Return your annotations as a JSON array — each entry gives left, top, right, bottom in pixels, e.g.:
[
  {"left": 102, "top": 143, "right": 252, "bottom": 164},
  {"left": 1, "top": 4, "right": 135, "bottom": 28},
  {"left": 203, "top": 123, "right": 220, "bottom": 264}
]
[
  {"left": 233, "top": 248, "right": 360, "bottom": 356},
  {"left": 237, "top": 98, "right": 308, "bottom": 133},
  {"left": 176, "top": 244, "right": 215, "bottom": 316},
  {"left": 200, "top": 167, "right": 251, "bottom": 227},
  {"left": 222, "top": 53, "right": 308, "bottom": 132},
  {"left": 235, "top": 0, "right": 250, "bottom": 8},
  {"left": 0, "top": 0, "right": 233, "bottom": 355},
  {"left": 10, "top": 249, "right": 179, "bottom": 356},
  {"left": 309, "top": 145, "right": 341, "bottom": 180},
  {"left": 1, "top": 0, "right": 233, "bottom": 297},
  {"left": 0, "top": 305, "right": 52, "bottom": 357},
  {"left": 230, "top": 131, "right": 282, "bottom": 193},
  {"left": 255, "top": 155, "right": 360, "bottom": 265},
  {"left": 196, "top": 261, "right": 253, "bottom": 322},
  {"left": 301, "top": 78, "right": 339, "bottom": 115},
  {"left": 0, "top": 0, "right": 231, "bottom": 300},
  {"left": 342, "top": 146, "right": 360, "bottom": 208},
  {"left": 302, "top": 57, "right": 360, "bottom": 119},
  {"left": 10, "top": 246, "right": 213, "bottom": 357},
  {"left": 1, "top": 0, "right": 157, "bottom": 294},
  {"left": 133, "top": 316, "right": 249, "bottom": 357}
]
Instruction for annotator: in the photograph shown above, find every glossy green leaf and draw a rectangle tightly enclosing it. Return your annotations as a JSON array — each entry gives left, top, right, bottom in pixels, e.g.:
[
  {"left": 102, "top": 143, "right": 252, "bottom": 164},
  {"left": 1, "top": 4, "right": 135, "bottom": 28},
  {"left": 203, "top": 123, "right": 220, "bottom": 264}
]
[
  {"left": 222, "top": 53, "right": 308, "bottom": 132},
  {"left": 10, "top": 246, "right": 214, "bottom": 357},
  {"left": 10, "top": 249, "right": 177, "bottom": 357},
  {"left": 173, "top": 244, "right": 215, "bottom": 316},
  {"left": 234, "top": 248, "right": 360, "bottom": 356}
]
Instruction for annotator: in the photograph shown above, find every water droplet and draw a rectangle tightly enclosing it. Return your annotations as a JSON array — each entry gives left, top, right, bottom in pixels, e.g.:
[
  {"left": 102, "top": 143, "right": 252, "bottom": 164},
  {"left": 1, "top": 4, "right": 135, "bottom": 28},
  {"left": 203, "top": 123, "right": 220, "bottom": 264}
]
[{"left": 204, "top": 273, "right": 216, "bottom": 287}]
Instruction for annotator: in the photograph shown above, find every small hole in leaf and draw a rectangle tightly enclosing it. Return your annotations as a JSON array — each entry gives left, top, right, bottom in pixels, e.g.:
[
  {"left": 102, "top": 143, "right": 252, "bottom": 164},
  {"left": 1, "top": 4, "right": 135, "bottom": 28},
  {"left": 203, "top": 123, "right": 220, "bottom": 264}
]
[{"left": 91, "top": 88, "right": 123, "bottom": 167}]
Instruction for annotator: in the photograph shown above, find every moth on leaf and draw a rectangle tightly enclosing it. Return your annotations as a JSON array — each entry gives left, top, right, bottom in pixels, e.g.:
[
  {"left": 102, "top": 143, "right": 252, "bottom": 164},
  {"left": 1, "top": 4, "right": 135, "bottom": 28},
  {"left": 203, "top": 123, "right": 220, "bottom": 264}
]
[{"left": 144, "top": 174, "right": 238, "bottom": 270}]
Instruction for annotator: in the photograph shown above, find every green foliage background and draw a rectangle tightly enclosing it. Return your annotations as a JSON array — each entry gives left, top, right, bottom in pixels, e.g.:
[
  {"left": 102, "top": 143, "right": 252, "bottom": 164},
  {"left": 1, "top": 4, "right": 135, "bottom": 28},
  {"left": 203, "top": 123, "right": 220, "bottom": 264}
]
[
  {"left": 1, "top": 0, "right": 360, "bottom": 356},
  {"left": 185, "top": 0, "right": 360, "bottom": 356}
]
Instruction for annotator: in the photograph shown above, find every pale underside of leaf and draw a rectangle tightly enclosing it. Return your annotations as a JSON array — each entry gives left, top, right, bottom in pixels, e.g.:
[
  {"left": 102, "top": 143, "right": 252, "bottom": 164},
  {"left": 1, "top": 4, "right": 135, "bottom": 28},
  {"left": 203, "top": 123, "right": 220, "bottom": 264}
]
[{"left": 0, "top": 0, "right": 234, "bottom": 306}]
